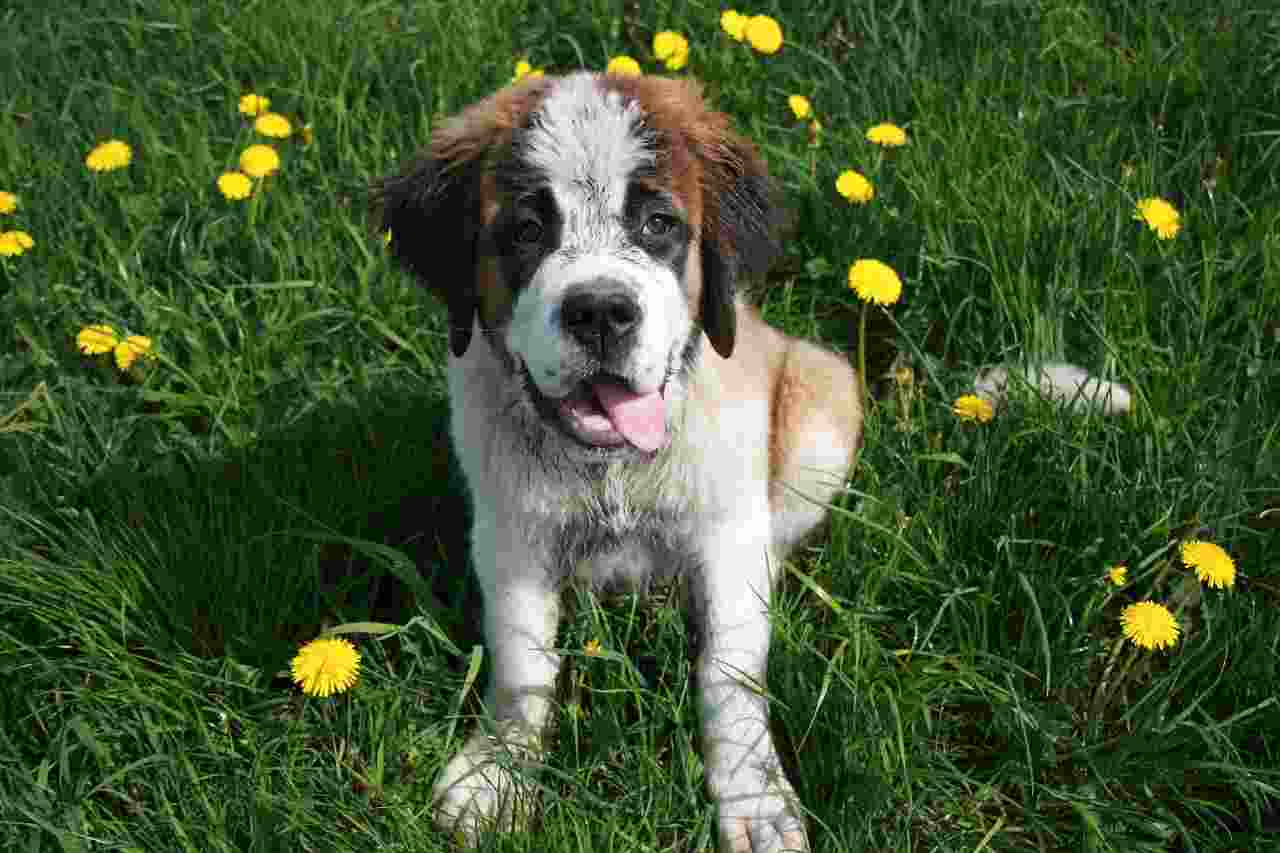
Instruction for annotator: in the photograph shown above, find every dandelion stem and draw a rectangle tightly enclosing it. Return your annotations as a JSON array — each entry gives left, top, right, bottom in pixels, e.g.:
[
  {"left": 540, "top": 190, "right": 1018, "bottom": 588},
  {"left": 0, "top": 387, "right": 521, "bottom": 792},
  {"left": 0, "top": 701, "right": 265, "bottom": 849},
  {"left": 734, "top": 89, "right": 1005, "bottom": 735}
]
[
  {"left": 248, "top": 180, "right": 261, "bottom": 230},
  {"left": 857, "top": 301, "right": 870, "bottom": 407}
]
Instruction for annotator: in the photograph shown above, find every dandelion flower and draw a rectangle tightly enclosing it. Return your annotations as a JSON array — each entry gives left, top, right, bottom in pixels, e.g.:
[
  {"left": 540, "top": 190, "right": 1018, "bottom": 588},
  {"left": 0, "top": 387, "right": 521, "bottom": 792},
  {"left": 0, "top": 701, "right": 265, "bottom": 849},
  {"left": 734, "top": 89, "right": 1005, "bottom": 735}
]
[
  {"left": 76, "top": 324, "right": 120, "bottom": 355},
  {"left": 1180, "top": 540, "right": 1235, "bottom": 589},
  {"left": 583, "top": 639, "right": 603, "bottom": 657},
  {"left": 1120, "top": 601, "right": 1180, "bottom": 650},
  {"left": 217, "top": 171, "right": 253, "bottom": 201},
  {"left": 848, "top": 259, "right": 902, "bottom": 306},
  {"left": 291, "top": 637, "right": 361, "bottom": 697},
  {"left": 254, "top": 112, "right": 292, "bottom": 139},
  {"left": 85, "top": 140, "right": 132, "bottom": 172},
  {"left": 239, "top": 144, "right": 280, "bottom": 179},
  {"left": 952, "top": 394, "right": 994, "bottom": 423},
  {"left": 866, "top": 123, "right": 908, "bottom": 147},
  {"left": 720, "top": 10, "right": 748, "bottom": 41},
  {"left": 114, "top": 335, "right": 153, "bottom": 370},
  {"left": 653, "top": 31, "right": 690, "bottom": 71},
  {"left": 239, "top": 93, "right": 271, "bottom": 117},
  {"left": 836, "top": 169, "right": 874, "bottom": 203},
  {"left": 0, "top": 191, "right": 17, "bottom": 214},
  {"left": 788, "top": 95, "right": 812, "bottom": 120},
  {"left": 0, "top": 230, "right": 34, "bottom": 257},
  {"left": 744, "top": 15, "right": 783, "bottom": 54},
  {"left": 1107, "top": 565, "right": 1128, "bottom": 586},
  {"left": 1134, "top": 197, "right": 1180, "bottom": 240},
  {"left": 606, "top": 55, "right": 642, "bottom": 76},
  {"left": 512, "top": 59, "right": 544, "bottom": 83}
]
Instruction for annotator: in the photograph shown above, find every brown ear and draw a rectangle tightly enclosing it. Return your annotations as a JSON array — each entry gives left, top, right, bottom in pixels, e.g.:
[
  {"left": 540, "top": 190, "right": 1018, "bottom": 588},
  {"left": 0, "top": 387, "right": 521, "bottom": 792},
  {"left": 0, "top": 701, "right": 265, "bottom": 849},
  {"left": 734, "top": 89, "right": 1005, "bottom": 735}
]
[
  {"left": 698, "top": 135, "right": 780, "bottom": 359},
  {"left": 370, "top": 78, "right": 551, "bottom": 357}
]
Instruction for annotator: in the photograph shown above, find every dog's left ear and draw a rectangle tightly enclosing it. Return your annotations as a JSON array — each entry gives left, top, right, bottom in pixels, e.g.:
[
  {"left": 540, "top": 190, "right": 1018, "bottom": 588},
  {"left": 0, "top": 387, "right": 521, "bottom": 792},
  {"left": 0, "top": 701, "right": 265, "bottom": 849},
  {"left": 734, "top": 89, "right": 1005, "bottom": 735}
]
[{"left": 699, "top": 137, "right": 780, "bottom": 359}]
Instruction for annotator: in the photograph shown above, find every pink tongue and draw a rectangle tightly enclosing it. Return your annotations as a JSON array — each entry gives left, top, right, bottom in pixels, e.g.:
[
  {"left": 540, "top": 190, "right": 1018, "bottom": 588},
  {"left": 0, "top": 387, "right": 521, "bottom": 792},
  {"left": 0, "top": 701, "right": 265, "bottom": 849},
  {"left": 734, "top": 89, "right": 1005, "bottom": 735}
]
[{"left": 594, "top": 381, "right": 667, "bottom": 452}]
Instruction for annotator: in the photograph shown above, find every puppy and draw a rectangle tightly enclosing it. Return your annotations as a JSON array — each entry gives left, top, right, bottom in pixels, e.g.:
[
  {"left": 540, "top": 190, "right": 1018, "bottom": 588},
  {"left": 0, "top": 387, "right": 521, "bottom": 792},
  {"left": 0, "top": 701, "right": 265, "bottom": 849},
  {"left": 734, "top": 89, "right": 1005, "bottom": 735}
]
[
  {"left": 374, "top": 72, "right": 856, "bottom": 852},
  {"left": 373, "top": 72, "right": 1128, "bottom": 852}
]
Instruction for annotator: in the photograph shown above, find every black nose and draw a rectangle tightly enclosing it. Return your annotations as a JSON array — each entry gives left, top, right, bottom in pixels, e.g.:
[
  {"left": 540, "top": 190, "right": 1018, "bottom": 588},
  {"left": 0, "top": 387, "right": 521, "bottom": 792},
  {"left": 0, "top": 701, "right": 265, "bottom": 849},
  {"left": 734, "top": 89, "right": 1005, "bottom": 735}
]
[{"left": 560, "top": 283, "right": 642, "bottom": 361}]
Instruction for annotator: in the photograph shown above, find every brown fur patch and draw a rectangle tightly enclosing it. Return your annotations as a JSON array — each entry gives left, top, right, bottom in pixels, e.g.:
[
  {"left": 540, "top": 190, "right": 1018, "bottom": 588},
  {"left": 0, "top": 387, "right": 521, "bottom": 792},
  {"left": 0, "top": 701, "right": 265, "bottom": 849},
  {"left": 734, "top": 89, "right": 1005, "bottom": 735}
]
[{"left": 428, "top": 77, "right": 552, "bottom": 171}]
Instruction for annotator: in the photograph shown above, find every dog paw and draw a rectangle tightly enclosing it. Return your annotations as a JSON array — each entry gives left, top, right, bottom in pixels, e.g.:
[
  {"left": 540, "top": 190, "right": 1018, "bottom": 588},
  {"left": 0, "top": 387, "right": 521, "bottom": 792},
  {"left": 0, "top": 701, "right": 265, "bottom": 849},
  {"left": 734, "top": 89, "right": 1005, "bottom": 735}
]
[
  {"left": 714, "top": 778, "right": 809, "bottom": 852},
  {"left": 432, "top": 732, "right": 535, "bottom": 843}
]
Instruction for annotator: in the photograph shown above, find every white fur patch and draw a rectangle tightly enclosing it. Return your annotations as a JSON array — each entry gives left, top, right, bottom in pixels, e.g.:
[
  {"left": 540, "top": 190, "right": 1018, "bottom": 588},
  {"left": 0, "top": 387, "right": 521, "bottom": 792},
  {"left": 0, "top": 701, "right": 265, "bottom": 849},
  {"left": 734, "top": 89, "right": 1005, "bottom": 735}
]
[{"left": 522, "top": 72, "right": 653, "bottom": 221}]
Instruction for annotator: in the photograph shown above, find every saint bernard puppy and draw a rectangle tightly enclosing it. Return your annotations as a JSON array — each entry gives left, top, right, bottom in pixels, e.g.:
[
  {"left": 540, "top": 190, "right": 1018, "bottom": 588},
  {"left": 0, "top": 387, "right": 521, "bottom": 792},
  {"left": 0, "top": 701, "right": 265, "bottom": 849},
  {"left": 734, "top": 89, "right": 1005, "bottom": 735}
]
[{"left": 373, "top": 72, "right": 1127, "bottom": 852}]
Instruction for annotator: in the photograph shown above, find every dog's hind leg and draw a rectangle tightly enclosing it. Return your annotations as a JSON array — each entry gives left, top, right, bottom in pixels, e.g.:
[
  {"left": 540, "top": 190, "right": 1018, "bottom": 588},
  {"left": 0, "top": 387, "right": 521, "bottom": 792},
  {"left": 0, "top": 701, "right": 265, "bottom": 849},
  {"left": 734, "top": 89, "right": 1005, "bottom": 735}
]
[{"left": 767, "top": 341, "right": 864, "bottom": 557}]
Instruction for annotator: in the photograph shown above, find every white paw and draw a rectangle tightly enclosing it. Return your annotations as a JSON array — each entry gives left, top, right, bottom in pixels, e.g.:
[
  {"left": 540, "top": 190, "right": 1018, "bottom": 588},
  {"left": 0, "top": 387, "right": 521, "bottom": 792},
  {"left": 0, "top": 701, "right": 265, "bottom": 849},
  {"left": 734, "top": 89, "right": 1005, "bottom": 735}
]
[
  {"left": 432, "top": 732, "right": 535, "bottom": 843},
  {"left": 713, "top": 775, "right": 809, "bottom": 852}
]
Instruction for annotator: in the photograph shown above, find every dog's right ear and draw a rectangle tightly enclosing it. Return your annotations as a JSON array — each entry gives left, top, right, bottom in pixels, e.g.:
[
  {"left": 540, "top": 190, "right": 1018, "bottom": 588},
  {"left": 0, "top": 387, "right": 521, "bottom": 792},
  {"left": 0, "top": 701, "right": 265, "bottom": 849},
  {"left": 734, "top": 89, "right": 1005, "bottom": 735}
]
[
  {"left": 371, "top": 78, "right": 552, "bottom": 357},
  {"left": 372, "top": 157, "right": 479, "bottom": 357}
]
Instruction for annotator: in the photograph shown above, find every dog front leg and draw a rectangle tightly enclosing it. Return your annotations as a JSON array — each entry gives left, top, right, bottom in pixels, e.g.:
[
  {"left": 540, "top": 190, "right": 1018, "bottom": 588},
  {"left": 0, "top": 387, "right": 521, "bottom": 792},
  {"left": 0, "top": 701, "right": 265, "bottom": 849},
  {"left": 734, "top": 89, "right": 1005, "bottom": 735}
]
[
  {"left": 696, "top": 521, "right": 809, "bottom": 853},
  {"left": 433, "top": 519, "right": 561, "bottom": 840}
]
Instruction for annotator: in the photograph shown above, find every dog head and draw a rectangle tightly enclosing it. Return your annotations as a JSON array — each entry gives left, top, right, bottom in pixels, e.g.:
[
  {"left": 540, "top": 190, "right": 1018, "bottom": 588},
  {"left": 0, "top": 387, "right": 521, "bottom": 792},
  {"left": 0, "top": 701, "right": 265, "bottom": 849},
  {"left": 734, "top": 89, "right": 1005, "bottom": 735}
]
[{"left": 373, "top": 72, "right": 778, "bottom": 457}]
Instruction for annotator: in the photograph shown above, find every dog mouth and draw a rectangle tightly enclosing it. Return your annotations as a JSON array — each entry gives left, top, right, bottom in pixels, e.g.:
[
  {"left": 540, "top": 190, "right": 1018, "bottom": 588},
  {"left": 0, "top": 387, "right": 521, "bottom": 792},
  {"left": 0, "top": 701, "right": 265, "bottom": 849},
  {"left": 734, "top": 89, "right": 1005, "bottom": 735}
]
[{"left": 528, "top": 371, "right": 669, "bottom": 454}]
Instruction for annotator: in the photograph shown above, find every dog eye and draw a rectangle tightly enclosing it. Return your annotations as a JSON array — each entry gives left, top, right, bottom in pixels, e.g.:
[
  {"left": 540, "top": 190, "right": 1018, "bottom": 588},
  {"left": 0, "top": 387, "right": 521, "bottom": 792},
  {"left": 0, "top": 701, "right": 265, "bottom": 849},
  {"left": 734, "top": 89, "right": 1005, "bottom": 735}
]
[
  {"left": 642, "top": 213, "right": 677, "bottom": 237},
  {"left": 514, "top": 219, "right": 544, "bottom": 244}
]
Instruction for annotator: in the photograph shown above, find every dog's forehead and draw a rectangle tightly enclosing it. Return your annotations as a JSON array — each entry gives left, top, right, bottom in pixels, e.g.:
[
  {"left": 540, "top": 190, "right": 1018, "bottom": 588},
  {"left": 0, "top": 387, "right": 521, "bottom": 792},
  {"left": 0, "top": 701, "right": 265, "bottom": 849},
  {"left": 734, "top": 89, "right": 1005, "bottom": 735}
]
[{"left": 519, "top": 73, "right": 657, "bottom": 209}]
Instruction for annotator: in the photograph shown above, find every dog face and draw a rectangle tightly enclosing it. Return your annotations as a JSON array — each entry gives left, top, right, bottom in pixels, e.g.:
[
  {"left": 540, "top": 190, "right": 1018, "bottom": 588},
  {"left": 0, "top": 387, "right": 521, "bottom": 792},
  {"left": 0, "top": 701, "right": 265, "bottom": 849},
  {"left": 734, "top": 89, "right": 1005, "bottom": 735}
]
[{"left": 373, "top": 72, "right": 778, "bottom": 458}]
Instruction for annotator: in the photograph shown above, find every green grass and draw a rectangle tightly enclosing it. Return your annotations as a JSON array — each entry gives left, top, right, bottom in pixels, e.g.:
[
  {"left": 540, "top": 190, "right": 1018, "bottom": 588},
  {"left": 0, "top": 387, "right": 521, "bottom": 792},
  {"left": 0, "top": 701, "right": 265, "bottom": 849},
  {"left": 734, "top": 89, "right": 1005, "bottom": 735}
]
[{"left": 2, "top": 0, "right": 1278, "bottom": 850}]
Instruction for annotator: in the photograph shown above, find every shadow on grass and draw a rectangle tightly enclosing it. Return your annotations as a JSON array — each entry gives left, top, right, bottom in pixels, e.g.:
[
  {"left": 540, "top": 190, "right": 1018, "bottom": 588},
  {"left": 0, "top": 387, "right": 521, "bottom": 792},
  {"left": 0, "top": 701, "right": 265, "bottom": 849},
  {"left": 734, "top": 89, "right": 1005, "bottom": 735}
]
[{"left": 59, "top": 384, "right": 481, "bottom": 672}]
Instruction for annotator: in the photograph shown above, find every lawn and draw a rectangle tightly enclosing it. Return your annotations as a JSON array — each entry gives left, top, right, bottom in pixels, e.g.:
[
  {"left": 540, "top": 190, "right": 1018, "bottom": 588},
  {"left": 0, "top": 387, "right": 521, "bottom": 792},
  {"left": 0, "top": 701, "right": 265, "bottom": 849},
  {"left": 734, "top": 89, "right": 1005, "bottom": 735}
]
[{"left": 1, "top": 0, "right": 1278, "bottom": 850}]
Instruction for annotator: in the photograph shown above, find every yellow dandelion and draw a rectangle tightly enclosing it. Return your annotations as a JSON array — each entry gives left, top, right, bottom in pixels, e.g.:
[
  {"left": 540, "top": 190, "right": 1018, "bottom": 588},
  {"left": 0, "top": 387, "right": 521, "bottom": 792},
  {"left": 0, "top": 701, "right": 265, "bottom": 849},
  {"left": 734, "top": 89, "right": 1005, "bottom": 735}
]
[
  {"left": 114, "top": 335, "right": 153, "bottom": 370},
  {"left": 1134, "top": 197, "right": 1181, "bottom": 240},
  {"left": 606, "top": 55, "right": 642, "bottom": 76},
  {"left": 1180, "top": 540, "right": 1236, "bottom": 590},
  {"left": 836, "top": 169, "right": 874, "bottom": 204},
  {"left": 1107, "top": 565, "right": 1128, "bottom": 586},
  {"left": 0, "top": 191, "right": 17, "bottom": 214},
  {"left": 583, "top": 639, "right": 603, "bottom": 657},
  {"left": 952, "top": 394, "right": 994, "bottom": 424},
  {"left": 217, "top": 171, "right": 253, "bottom": 201},
  {"left": 720, "top": 10, "right": 748, "bottom": 41},
  {"left": 291, "top": 637, "right": 361, "bottom": 697},
  {"left": 239, "top": 93, "right": 271, "bottom": 117},
  {"left": 85, "top": 139, "right": 132, "bottom": 172},
  {"left": 866, "top": 123, "right": 908, "bottom": 147},
  {"left": 1120, "top": 601, "right": 1180, "bottom": 651},
  {"left": 512, "top": 59, "right": 544, "bottom": 83},
  {"left": 253, "top": 112, "right": 292, "bottom": 139},
  {"left": 239, "top": 144, "right": 280, "bottom": 179},
  {"left": 788, "top": 95, "right": 812, "bottom": 120},
  {"left": 76, "top": 324, "right": 120, "bottom": 355},
  {"left": 653, "top": 31, "right": 689, "bottom": 71},
  {"left": 744, "top": 15, "right": 783, "bottom": 54},
  {"left": 0, "top": 230, "right": 34, "bottom": 257},
  {"left": 848, "top": 258, "right": 902, "bottom": 306}
]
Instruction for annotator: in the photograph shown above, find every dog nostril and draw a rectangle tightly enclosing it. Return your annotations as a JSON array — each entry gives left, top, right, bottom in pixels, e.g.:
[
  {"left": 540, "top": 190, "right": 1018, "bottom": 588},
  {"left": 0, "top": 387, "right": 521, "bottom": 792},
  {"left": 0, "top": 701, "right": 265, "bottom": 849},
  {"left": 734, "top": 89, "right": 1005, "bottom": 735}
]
[
  {"left": 561, "top": 288, "right": 641, "bottom": 345},
  {"left": 605, "top": 301, "right": 639, "bottom": 334}
]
